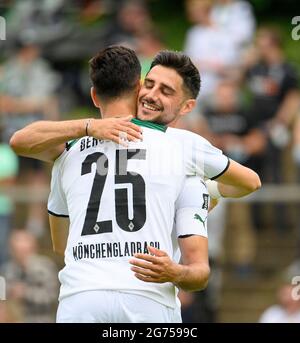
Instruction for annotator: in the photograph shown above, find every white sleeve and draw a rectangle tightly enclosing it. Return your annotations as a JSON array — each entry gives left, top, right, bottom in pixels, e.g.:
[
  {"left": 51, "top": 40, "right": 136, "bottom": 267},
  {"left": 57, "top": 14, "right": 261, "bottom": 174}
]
[
  {"left": 167, "top": 128, "right": 230, "bottom": 180},
  {"left": 47, "top": 161, "right": 69, "bottom": 217},
  {"left": 190, "top": 132, "right": 230, "bottom": 180},
  {"left": 175, "top": 176, "right": 209, "bottom": 238}
]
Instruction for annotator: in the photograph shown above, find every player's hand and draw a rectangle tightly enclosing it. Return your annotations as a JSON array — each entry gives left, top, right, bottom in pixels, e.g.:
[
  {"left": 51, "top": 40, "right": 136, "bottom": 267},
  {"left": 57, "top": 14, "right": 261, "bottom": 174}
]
[
  {"left": 129, "top": 246, "right": 179, "bottom": 284},
  {"left": 89, "top": 115, "right": 143, "bottom": 147}
]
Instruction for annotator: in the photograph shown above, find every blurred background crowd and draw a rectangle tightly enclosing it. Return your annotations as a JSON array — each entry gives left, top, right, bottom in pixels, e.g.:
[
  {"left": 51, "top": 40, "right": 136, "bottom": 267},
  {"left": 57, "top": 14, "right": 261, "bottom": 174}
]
[{"left": 1, "top": 0, "right": 300, "bottom": 323}]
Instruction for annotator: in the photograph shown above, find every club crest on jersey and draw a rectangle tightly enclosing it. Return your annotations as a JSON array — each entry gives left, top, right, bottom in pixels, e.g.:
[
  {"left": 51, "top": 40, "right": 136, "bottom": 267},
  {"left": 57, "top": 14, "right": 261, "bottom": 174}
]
[
  {"left": 93, "top": 223, "right": 100, "bottom": 233},
  {"left": 128, "top": 222, "right": 135, "bottom": 231}
]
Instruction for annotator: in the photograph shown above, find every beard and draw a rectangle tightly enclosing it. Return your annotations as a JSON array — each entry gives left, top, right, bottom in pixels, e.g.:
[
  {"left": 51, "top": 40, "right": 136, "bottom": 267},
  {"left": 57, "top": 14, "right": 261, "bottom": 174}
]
[{"left": 137, "top": 101, "right": 180, "bottom": 125}]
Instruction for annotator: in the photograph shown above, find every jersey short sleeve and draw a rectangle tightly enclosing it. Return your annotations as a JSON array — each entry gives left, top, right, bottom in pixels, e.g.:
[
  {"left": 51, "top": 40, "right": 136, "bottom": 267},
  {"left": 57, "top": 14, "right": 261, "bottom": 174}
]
[
  {"left": 195, "top": 136, "right": 230, "bottom": 180},
  {"left": 167, "top": 128, "right": 230, "bottom": 180},
  {"left": 175, "top": 176, "right": 209, "bottom": 238},
  {"left": 48, "top": 160, "right": 69, "bottom": 217}
]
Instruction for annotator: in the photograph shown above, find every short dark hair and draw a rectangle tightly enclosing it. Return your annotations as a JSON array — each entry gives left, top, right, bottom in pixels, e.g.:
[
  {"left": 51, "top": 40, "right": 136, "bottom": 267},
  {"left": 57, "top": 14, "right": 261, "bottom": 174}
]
[
  {"left": 150, "top": 50, "right": 200, "bottom": 99},
  {"left": 89, "top": 46, "right": 141, "bottom": 100}
]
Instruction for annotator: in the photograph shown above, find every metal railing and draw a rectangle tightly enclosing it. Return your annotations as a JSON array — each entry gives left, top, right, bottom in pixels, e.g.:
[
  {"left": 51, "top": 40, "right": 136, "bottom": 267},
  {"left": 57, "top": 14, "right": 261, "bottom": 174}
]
[{"left": 1, "top": 184, "right": 300, "bottom": 203}]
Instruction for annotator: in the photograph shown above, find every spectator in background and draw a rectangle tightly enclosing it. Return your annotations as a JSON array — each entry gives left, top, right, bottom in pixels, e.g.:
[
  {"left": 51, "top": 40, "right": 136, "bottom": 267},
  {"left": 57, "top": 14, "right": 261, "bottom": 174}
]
[
  {"left": 245, "top": 27, "right": 300, "bottom": 232},
  {"left": 4, "top": 0, "right": 70, "bottom": 48},
  {"left": 178, "top": 290, "right": 215, "bottom": 323},
  {"left": 200, "top": 79, "right": 266, "bottom": 276},
  {"left": 75, "top": 0, "right": 105, "bottom": 23},
  {"left": 184, "top": 0, "right": 239, "bottom": 103},
  {"left": 201, "top": 80, "right": 266, "bottom": 164},
  {"left": 291, "top": 110, "right": 300, "bottom": 268},
  {"left": 0, "top": 40, "right": 60, "bottom": 237},
  {"left": 211, "top": 0, "right": 255, "bottom": 56},
  {"left": 1, "top": 230, "right": 58, "bottom": 323},
  {"left": 292, "top": 111, "right": 300, "bottom": 168},
  {"left": 246, "top": 27, "right": 300, "bottom": 141},
  {"left": 0, "top": 302, "right": 18, "bottom": 323},
  {"left": 135, "top": 29, "right": 166, "bottom": 80},
  {"left": 0, "top": 139, "right": 19, "bottom": 268},
  {"left": 101, "top": 0, "right": 153, "bottom": 48},
  {"left": 259, "top": 237, "right": 300, "bottom": 324},
  {"left": 259, "top": 270, "right": 300, "bottom": 323}
]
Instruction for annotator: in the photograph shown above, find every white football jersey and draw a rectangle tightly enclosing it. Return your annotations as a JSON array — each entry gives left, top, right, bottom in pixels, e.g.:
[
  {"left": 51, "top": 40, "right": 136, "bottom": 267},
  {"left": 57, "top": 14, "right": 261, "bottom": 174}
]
[
  {"left": 48, "top": 120, "right": 227, "bottom": 308},
  {"left": 165, "top": 126, "right": 229, "bottom": 179}
]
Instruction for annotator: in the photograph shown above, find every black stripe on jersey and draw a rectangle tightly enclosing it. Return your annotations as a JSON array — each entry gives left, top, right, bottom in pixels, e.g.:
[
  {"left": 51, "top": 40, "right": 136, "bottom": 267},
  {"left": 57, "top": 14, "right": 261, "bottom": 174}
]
[
  {"left": 210, "top": 157, "right": 230, "bottom": 180},
  {"left": 178, "top": 234, "right": 196, "bottom": 238},
  {"left": 48, "top": 210, "right": 69, "bottom": 218},
  {"left": 66, "top": 139, "right": 80, "bottom": 151}
]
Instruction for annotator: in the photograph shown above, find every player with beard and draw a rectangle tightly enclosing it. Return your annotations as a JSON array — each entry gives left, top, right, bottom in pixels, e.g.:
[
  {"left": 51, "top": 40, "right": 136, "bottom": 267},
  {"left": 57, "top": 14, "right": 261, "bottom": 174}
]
[{"left": 10, "top": 47, "right": 260, "bottom": 322}]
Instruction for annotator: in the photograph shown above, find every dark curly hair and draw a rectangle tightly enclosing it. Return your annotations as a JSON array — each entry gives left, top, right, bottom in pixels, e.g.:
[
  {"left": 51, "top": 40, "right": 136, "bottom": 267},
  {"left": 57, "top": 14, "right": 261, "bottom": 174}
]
[
  {"left": 89, "top": 46, "right": 141, "bottom": 100},
  {"left": 150, "top": 50, "right": 200, "bottom": 99}
]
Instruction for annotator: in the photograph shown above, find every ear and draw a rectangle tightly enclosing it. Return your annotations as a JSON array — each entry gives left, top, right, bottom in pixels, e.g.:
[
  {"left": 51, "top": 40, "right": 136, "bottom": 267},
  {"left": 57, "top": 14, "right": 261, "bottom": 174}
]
[
  {"left": 179, "top": 99, "right": 196, "bottom": 117},
  {"left": 135, "top": 80, "right": 142, "bottom": 94},
  {"left": 90, "top": 87, "right": 101, "bottom": 108},
  {"left": 134, "top": 81, "right": 142, "bottom": 106}
]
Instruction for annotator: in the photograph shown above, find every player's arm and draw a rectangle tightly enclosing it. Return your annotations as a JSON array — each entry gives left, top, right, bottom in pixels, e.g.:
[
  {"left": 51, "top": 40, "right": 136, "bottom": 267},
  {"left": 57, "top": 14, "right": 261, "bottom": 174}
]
[
  {"left": 173, "top": 176, "right": 210, "bottom": 291},
  {"left": 176, "top": 235, "right": 209, "bottom": 291},
  {"left": 9, "top": 116, "right": 142, "bottom": 162},
  {"left": 213, "top": 159, "right": 261, "bottom": 198},
  {"left": 183, "top": 131, "right": 261, "bottom": 198},
  {"left": 130, "top": 176, "right": 210, "bottom": 291},
  {"left": 49, "top": 214, "right": 69, "bottom": 255},
  {"left": 130, "top": 242, "right": 209, "bottom": 292},
  {"left": 48, "top": 161, "right": 69, "bottom": 255}
]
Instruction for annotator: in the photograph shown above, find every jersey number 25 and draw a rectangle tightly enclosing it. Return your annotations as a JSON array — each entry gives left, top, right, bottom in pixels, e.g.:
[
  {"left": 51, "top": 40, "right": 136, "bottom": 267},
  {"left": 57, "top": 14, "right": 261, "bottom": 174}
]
[{"left": 81, "top": 149, "right": 146, "bottom": 236}]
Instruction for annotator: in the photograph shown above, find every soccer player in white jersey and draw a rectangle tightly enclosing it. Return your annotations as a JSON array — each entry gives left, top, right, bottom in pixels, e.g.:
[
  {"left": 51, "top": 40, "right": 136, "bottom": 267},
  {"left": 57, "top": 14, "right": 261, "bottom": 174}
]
[
  {"left": 10, "top": 50, "right": 260, "bottom": 197},
  {"left": 9, "top": 46, "right": 259, "bottom": 322},
  {"left": 47, "top": 47, "right": 215, "bottom": 322}
]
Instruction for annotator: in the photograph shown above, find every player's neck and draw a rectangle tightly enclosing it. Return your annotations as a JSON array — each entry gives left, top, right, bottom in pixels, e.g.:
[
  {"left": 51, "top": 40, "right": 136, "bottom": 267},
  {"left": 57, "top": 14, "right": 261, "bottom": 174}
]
[{"left": 101, "top": 98, "right": 137, "bottom": 118}]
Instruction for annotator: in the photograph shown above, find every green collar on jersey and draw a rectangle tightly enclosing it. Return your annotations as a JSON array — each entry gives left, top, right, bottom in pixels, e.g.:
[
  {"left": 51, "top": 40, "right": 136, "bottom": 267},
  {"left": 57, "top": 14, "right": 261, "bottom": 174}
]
[
  {"left": 66, "top": 139, "right": 79, "bottom": 151},
  {"left": 131, "top": 118, "right": 167, "bottom": 133}
]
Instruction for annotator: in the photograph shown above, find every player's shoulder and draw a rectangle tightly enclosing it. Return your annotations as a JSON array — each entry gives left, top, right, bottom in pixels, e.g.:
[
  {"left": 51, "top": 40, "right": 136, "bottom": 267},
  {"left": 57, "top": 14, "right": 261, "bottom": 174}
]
[
  {"left": 52, "top": 138, "right": 81, "bottom": 168},
  {"left": 142, "top": 126, "right": 166, "bottom": 136},
  {"left": 140, "top": 124, "right": 175, "bottom": 145},
  {"left": 167, "top": 127, "right": 212, "bottom": 146},
  {"left": 65, "top": 138, "right": 80, "bottom": 152}
]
